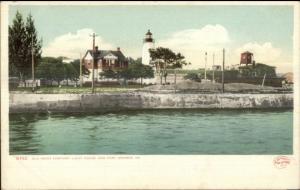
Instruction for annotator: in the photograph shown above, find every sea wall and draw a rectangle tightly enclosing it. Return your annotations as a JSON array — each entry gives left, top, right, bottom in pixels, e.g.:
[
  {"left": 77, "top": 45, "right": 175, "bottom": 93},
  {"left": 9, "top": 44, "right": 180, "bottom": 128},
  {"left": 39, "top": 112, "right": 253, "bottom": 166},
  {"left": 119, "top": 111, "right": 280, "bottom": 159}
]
[{"left": 9, "top": 92, "right": 293, "bottom": 113}]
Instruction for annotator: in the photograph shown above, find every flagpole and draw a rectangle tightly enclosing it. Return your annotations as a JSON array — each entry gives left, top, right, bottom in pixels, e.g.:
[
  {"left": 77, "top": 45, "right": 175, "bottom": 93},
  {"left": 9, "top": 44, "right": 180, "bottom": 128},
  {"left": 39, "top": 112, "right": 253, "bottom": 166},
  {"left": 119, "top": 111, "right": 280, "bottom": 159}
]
[{"left": 222, "top": 48, "right": 225, "bottom": 93}]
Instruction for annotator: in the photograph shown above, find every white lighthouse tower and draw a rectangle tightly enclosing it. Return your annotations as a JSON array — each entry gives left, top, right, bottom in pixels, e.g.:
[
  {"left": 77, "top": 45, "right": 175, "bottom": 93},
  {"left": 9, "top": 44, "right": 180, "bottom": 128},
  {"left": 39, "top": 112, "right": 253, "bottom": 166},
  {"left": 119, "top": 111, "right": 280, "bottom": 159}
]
[{"left": 142, "top": 29, "right": 155, "bottom": 65}]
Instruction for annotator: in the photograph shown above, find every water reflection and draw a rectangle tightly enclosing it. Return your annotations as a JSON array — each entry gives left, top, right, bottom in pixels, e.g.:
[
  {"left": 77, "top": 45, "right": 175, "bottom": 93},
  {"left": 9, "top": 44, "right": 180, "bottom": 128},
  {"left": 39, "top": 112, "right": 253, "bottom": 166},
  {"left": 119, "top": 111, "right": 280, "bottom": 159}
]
[{"left": 9, "top": 113, "right": 48, "bottom": 154}]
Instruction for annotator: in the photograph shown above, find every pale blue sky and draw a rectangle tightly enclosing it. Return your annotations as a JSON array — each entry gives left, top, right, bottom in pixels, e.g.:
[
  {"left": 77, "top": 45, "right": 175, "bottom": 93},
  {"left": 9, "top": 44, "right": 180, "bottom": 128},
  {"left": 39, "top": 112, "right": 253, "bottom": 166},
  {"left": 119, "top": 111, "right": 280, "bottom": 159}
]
[{"left": 8, "top": 5, "right": 294, "bottom": 72}]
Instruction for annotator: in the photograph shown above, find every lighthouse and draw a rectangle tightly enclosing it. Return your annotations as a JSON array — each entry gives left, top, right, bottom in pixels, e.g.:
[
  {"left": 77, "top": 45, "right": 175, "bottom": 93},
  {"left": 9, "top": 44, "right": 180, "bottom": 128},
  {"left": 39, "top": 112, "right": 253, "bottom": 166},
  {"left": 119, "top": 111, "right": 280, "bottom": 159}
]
[{"left": 142, "top": 29, "right": 155, "bottom": 65}]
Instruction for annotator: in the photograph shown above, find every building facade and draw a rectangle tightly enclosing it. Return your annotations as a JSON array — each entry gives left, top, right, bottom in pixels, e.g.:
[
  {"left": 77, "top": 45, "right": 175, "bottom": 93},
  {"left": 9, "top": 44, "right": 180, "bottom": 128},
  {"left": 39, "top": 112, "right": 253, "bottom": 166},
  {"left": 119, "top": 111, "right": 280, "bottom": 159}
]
[
  {"left": 240, "top": 51, "right": 255, "bottom": 66},
  {"left": 83, "top": 47, "right": 128, "bottom": 81}
]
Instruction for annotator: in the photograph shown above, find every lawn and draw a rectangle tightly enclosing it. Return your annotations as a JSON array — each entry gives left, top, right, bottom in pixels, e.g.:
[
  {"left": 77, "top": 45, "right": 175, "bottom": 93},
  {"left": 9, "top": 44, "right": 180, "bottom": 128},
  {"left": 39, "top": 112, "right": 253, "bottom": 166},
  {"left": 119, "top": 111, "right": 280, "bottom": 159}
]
[{"left": 10, "top": 85, "right": 142, "bottom": 94}]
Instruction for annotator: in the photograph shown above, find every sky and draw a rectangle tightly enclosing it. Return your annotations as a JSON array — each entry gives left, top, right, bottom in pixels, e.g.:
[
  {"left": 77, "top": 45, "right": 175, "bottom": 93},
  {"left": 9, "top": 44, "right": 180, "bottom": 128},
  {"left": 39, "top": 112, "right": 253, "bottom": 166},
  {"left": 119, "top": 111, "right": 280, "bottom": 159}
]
[{"left": 9, "top": 5, "right": 294, "bottom": 73}]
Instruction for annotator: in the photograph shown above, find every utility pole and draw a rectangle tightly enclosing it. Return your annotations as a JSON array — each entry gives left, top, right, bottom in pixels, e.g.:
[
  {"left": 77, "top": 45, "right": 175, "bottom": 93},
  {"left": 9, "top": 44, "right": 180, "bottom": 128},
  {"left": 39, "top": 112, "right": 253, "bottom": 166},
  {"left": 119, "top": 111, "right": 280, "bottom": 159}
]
[
  {"left": 80, "top": 53, "right": 83, "bottom": 87},
  {"left": 174, "top": 68, "right": 177, "bottom": 85},
  {"left": 31, "top": 36, "right": 35, "bottom": 92},
  {"left": 90, "top": 33, "right": 97, "bottom": 93},
  {"left": 212, "top": 53, "right": 215, "bottom": 83},
  {"left": 205, "top": 52, "right": 207, "bottom": 80},
  {"left": 222, "top": 48, "right": 225, "bottom": 93},
  {"left": 262, "top": 73, "right": 266, "bottom": 87},
  {"left": 174, "top": 68, "right": 177, "bottom": 94}
]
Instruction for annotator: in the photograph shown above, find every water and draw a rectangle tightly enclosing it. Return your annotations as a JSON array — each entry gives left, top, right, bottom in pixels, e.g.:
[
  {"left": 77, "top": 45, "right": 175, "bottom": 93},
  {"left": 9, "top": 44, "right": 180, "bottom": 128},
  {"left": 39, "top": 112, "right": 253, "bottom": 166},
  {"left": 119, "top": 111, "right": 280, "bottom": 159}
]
[{"left": 9, "top": 109, "right": 293, "bottom": 155}]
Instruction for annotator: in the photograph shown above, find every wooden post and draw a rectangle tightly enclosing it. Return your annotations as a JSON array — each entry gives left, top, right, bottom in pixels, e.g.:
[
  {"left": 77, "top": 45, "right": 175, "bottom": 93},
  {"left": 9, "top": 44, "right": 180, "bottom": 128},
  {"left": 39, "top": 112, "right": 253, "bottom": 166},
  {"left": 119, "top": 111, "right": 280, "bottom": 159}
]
[
  {"left": 212, "top": 53, "right": 215, "bottom": 83},
  {"left": 174, "top": 68, "right": 177, "bottom": 85},
  {"left": 174, "top": 68, "right": 177, "bottom": 93},
  {"left": 92, "top": 33, "right": 95, "bottom": 93},
  {"left": 222, "top": 48, "right": 225, "bottom": 93},
  {"left": 262, "top": 73, "right": 266, "bottom": 87},
  {"left": 205, "top": 52, "right": 207, "bottom": 80},
  {"left": 80, "top": 53, "right": 83, "bottom": 87},
  {"left": 90, "top": 33, "right": 97, "bottom": 93}
]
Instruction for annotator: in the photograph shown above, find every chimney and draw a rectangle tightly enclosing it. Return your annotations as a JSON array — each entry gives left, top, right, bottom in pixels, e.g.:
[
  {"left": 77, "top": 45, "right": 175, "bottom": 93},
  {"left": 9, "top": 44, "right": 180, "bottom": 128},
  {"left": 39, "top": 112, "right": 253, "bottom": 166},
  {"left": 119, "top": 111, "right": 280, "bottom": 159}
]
[{"left": 117, "top": 47, "right": 120, "bottom": 51}]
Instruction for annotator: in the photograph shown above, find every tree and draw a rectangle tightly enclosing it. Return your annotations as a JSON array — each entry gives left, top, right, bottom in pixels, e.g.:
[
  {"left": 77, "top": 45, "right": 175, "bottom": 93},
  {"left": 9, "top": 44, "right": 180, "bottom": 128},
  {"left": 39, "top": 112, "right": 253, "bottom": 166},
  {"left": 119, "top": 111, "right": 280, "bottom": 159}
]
[
  {"left": 99, "top": 57, "right": 154, "bottom": 87},
  {"left": 130, "top": 63, "right": 154, "bottom": 86},
  {"left": 64, "top": 64, "right": 78, "bottom": 86},
  {"left": 36, "top": 57, "right": 65, "bottom": 86},
  {"left": 69, "top": 59, "right": 90, "bottom": 86},
  {"left": 52, "top": 62, "right": 65, "bottom": 86},
  {"left": 171, "top": 53, "right": 189, "bottom": 85},
  {"left": 100, "top": 69, "right": 117, "bottom": 80},
  {"left": 122, "top": 57, "right": 154, "bottom": 86},
  {"left": 24, "top": 14, "right": 42, "bottom": 76},
  {"left": 150, "top": 47, "right": 188, "bottom": 84},
  {"left": 70, "top": 59, "right": 90, "bottom": 76},
  {"left": 118, "top": 68, "right": 135, "bottom": 87},
  {"left": 140, "top": 65, "right": 154, "bottom": 85},
  {"left": 36, "top": 62, "right": 53, "bottom": 85},
  {"left": 127, "top": 57, "right": 142, "bottom": 65},
  {"left": 9, "top": 11, "right": 26, "bottom": 78},
  {"left": 238, "top": 63, "right": 276, "bottom": 78},
  {"left": 9, "top": 12, "right": 42, "bottom": 81},
  {"left": 184, "top": 72, "right": 201, "bottom": 82}
]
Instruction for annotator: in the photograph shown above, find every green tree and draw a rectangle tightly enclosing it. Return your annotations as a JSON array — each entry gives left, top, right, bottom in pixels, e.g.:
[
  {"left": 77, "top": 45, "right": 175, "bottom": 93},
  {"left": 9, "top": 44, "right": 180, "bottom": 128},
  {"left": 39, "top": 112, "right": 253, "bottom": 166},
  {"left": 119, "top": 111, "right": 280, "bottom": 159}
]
[
  {"left": 52, "top": 62, "right": 65, "bottom": 86},
  {"left": 9, "top": 12, "right": 42, "bottom": 81},
  {"left": 184, "top": 72, "right": 201, "bottom": 82},
  {"left": 140, "top": 65, "right": 154, "bottom": 85},
  {"left": 118, "top": 68, "right": 135, "bottom": 87},
  {"left": 98, "top": 57, "right": 154, "bottom": 87},
  {"left": 9, "top": 11, "right": 26, "bottom": 78},
  {"left": 70, "top": 59, "right": 90, "bottom": 76},
  {"left": 150, "top": 47, "right": 188, "bottom": 84},
  {"left": 36, "top": 57, "right": 65, "bottom": 86},
  {"left": 127, "top": 57, "right": 142, "bottom": 65},
  {"left": 122, "top": 57, "right": 154, "bottom": 86},
  {"left": 130, "top": 62, "right": 154, "bottom": 86},
  {"left": 171, "top": 53, "right": 189, "bottom": 85},
  {"left": 238, "top": 63, "right": 276, "bottom": 78},
  {"left": 36, "top": 62, "right": 53, "bottom": 85},
  {"left": 64, "top": 63, "right": 78, "bottom": 86},
  {"left": 100, "top": 69, "right": 117, "bottom": 80}
]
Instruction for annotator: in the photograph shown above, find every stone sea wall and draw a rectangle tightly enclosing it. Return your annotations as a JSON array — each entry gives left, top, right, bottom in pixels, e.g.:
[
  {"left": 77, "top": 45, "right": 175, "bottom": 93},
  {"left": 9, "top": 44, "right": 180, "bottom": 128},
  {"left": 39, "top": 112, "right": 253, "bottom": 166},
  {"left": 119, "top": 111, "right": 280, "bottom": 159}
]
[{"left": 9, "top": 92, "right": 293, "bottom": 113}]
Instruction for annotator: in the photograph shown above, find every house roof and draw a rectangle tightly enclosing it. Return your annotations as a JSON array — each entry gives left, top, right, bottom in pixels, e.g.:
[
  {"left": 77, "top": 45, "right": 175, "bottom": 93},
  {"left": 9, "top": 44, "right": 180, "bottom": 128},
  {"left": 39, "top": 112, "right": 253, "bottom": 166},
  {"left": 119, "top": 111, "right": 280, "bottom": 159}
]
[
  {"left": 282, "top": 72, "right": 293, "bottom": 83},
  {"left": 84, "top": 49, "right": 127, "bottom": 62},
  {"left": 241, "top": 51, "right": 253, "bottom": 55}
]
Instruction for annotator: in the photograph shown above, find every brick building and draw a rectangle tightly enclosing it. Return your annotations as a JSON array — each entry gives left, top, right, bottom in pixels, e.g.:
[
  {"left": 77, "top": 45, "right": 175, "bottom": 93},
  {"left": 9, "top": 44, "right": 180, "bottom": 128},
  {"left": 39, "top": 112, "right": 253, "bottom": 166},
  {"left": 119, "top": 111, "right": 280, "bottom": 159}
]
[{"left": 83, "top": 46, "right": 128, "bottom": 81}]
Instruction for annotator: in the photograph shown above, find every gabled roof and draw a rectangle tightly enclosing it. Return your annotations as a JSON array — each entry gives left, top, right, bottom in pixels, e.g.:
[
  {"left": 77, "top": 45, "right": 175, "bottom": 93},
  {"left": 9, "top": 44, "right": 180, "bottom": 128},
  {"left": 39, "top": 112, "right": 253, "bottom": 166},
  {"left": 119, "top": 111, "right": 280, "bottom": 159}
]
[{"left": 84, "top": 49, "right": 127, "bottom": 62}]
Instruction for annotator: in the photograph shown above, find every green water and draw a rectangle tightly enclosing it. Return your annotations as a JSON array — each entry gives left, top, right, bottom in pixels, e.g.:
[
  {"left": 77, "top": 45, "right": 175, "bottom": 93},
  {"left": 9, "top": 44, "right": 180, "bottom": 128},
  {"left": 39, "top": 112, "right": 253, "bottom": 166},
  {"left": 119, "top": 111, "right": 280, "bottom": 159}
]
[{"left": 9, "top": 109, "right": 293, "bottom": 155}]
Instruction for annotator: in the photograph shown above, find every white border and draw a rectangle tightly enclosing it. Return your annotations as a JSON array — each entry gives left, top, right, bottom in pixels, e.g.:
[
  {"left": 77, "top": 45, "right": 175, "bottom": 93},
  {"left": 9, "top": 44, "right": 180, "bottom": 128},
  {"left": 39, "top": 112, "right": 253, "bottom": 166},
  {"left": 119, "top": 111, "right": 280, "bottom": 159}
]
[
  {"left": 1, "top": 1, "right": 300, "bottom": 189},
  {"left": 4, "top": 1, "right": 299, "bottom": 6}
]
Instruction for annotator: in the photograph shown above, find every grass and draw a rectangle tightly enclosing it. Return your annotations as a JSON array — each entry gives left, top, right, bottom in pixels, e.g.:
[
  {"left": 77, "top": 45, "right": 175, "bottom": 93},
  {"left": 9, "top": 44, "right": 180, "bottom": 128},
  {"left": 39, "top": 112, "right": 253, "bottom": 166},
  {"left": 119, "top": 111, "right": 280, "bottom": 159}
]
[{"left": 10, "top": 85, "right": 143, "bottom": 94}]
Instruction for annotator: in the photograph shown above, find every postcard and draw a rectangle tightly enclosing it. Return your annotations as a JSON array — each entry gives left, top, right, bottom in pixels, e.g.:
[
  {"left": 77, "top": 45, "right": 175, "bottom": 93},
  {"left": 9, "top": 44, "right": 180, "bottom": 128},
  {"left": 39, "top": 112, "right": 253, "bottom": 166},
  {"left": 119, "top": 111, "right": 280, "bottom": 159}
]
[{"left": 1, "top": 1, "right": 300, "bottom": 189}]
